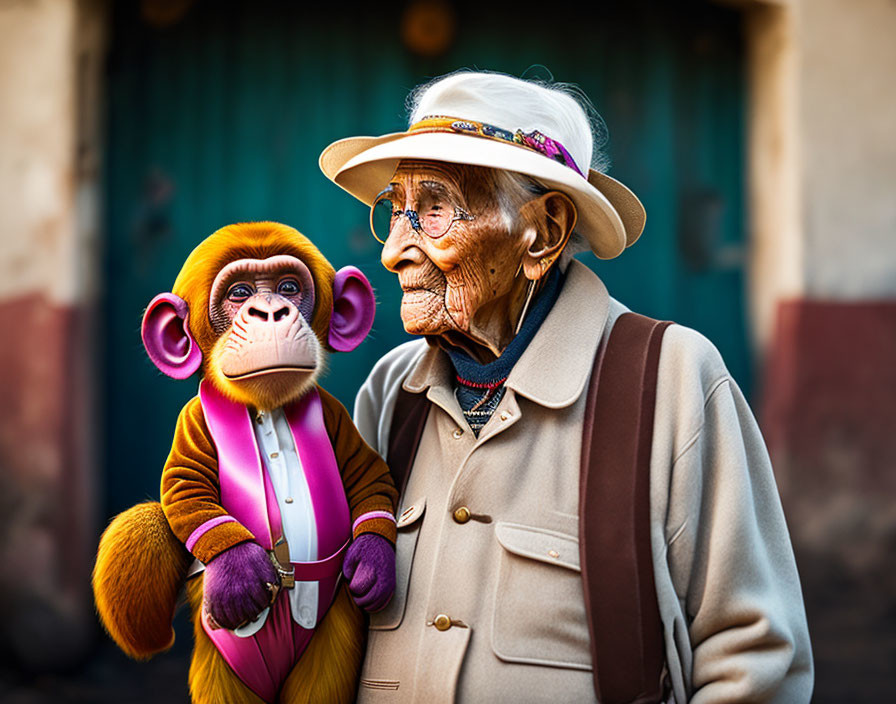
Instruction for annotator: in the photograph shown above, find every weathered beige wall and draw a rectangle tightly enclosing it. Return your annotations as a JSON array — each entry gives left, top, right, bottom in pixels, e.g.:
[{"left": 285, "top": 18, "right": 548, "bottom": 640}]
[
  {"left": 745, "top": 0, "right": 896, "bottom": 348},
  {"left": 744, "top": 4, "right": 896, "bottom": 698},
  {"left": 797, "top": 0, "right": 896, "bottom": 299},
  {"left": 0, "top": 0, "right": 105, "bottom": 670},
  {"left": 0, "top": 0, "right": 78, "bottom": 304},
  {"left": 745, "top": 0, "right": 804, "bottom": 350}
]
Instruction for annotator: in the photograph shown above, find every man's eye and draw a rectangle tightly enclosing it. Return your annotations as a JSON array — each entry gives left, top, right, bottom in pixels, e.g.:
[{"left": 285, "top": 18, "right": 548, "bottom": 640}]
[
  {"left": 277, "top": 279, "right": 300, "bottom": 296},
  {"left": 227, "top": 283, "right": 254, "bottom": 301}
]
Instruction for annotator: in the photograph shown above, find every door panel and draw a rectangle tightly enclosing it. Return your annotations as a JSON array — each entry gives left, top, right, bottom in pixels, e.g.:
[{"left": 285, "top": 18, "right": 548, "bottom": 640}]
[{"left": 104, "top": 0, "right": 747, "bottom": 513}]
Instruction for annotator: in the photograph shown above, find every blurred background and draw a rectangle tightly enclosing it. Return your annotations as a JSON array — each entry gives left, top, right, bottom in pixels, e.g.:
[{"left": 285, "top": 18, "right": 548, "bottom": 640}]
[{"left": 0, "top": 0, "right": 894, "bottom": 700}]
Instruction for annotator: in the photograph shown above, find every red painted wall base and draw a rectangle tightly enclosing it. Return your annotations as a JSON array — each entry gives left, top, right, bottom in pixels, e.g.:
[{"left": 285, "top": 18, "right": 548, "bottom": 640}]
[
  {"left": 0, "top": 294, "right": 96, "bottom": 669},
  {"left": 762, "top": 299, "right": 896, "bottom": 504},
  {"left": 761, "top": 298, "right": 896, "bottom": 701}
]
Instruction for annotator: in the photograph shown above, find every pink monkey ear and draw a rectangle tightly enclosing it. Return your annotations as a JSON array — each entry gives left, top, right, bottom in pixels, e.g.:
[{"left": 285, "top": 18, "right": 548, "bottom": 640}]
[
  {"left": 141, "top": 293, "right": 203, "bottom": 379},
  {"left": 329, "top": 266, "right": 375, "bottom": 352}
]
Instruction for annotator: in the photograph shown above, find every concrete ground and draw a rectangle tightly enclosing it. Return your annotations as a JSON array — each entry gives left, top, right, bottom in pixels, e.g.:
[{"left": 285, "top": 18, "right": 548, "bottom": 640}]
[
  {"left": 0, "top": 553, "right": 893, "bottom": 703},
  {"left": 0, "top": 612, "right": 192, "bottom": 704}
]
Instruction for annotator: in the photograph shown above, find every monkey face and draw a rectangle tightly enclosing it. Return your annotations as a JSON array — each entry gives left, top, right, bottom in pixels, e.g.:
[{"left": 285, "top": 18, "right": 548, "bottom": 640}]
[
  {"left": 207, "top": 254, "right": 323, "bottom": 409},
  {"left": 142, "top": 222, "right": 376, "bottom": 409}
]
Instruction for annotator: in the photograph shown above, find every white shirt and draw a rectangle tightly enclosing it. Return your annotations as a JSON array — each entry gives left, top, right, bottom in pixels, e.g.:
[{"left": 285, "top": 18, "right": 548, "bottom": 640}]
[{"left": 252, "top": 407, "right": 319, "bottom": 629}]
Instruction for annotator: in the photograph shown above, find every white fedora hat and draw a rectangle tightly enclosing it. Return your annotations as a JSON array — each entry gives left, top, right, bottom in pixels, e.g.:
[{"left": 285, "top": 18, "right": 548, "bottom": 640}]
[{"left": 319, "top": 72, "right": 646, "bottom": 259}]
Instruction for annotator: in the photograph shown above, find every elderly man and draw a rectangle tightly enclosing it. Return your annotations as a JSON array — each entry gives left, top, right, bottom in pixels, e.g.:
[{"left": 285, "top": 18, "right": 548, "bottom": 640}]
[{"left": 320, "top": 71, "right": 812, "bottom": 703}]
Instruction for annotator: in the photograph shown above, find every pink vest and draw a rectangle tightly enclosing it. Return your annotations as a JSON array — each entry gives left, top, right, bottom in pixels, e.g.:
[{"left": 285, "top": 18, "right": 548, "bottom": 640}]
[
  {"left": 196, "top": 382, "right": 352, "bottom": 702},
  {"left": 198, "top": 380, "right": 352, "bottom": 620}
]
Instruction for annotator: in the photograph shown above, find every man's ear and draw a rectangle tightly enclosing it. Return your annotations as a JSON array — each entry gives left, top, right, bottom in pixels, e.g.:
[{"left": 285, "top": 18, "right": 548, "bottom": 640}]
[
  {"left": 328, "top": 266, "right": 376, "bottom": 352},
  {"left": 141, "top": 293, "right": 203, "bottom": 379},
  {"left": 519, "top": 191, "right": 578, "bottom": 281}
]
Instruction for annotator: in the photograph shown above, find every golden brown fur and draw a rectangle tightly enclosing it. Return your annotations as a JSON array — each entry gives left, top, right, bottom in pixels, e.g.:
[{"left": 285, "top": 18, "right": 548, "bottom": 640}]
[
  {"left": 181, "top": 578, "right": 364, "bottom": 704},
  {"left": 94, "top": 223, "right": 384, "bottom": 702},
  {"left": 172, "top": 222, "right": 337, "bottom": 373},
  {"left": 184, "top": 577, "right": 266, "bottom": 704},
  {"left": 279, "top": 585, "right": 365, "bottom": 703},
  {"left": 95, "top": 501, "right": 367, "bottom": 702},
  {"left": 93, "top": 502, "right": 192, "bottom": 659}
]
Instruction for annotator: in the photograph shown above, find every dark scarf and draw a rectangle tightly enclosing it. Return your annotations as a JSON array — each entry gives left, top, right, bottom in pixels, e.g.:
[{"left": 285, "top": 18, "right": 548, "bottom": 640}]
[{"left": 443, "top": 267, "right": 563, "bottom": 435}]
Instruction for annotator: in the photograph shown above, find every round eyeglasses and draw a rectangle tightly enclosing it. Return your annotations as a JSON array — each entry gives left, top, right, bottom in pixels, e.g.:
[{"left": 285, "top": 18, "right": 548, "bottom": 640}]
[{"left": 369, "top": 190, "right": 475, "bottom": 244}]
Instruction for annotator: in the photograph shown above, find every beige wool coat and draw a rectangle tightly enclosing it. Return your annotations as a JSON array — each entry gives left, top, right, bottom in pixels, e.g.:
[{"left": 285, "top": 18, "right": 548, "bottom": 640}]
[{"left": 352, "top": 260, "right": 813, "bottom": 703}]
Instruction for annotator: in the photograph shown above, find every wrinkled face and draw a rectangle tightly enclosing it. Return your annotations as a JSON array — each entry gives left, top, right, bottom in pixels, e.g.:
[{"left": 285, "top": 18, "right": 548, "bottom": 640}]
[
  {"left": 379, "top": 161, "right": 529, "bottom": 339},
  {"left": 208, "top": 254, "right": 322, "bottom": 409}
]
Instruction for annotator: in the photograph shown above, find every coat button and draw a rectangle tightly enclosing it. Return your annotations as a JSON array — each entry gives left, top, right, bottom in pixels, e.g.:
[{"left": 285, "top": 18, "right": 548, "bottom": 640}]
[
  {"left": 453, "top": 507, "right": 471, "bottom": 524},
  {"left": 452, "top": 428, "right": 464, "bottom": 439},
  {"left": 433, "top": 614, "right": 452, "bottom": 631}
]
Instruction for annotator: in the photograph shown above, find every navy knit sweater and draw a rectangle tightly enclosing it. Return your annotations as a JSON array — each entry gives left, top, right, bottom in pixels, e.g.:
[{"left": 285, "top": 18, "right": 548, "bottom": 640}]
[{"left": 443, "top": 268, "right": 563, "bottom": 435}]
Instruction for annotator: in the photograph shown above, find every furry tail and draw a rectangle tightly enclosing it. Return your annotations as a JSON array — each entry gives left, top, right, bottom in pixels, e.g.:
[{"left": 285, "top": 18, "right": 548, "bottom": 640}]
[{"left": 92, "top": 501, "right": 192, "bottom": 660}]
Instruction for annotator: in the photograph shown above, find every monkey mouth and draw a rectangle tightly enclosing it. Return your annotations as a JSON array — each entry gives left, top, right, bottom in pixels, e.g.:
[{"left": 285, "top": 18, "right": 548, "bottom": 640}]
[{"left": 224, "top": 365, "right": 317, "bottom": 380}]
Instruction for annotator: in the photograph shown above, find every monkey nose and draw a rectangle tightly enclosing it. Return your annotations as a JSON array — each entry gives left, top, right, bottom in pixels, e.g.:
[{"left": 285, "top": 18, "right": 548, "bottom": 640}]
[{"left": 245, "top": 296, "right": 294, "bottom": 323}]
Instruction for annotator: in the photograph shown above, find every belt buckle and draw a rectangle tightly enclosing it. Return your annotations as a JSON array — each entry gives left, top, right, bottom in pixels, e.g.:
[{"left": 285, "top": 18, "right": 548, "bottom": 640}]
[{"left": 270, "top": 537, "right": 295, "bottom": 589}]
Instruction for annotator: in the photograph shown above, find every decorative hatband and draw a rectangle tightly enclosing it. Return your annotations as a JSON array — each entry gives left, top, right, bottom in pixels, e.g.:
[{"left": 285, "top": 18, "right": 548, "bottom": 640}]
[{"left": 408, "top": 116, "right": 586, "bottom": 177}]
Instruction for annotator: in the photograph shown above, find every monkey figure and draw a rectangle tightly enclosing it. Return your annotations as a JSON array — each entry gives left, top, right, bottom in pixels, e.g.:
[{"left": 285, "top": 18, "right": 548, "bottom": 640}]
[{"left": 93, "top": 222, "right": 398, "bottom": 704}]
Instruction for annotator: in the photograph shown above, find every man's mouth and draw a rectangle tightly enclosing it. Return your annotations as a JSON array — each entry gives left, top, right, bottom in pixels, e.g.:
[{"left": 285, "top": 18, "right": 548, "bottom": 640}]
[{"left": 401, "top": 285, "right": 437, "bottom": 295}]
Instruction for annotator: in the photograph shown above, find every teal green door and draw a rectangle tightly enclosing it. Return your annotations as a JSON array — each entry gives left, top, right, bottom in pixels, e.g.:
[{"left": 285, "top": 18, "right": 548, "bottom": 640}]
[{"left": 104, "top": 1, "right": 748, "bottom": 514}]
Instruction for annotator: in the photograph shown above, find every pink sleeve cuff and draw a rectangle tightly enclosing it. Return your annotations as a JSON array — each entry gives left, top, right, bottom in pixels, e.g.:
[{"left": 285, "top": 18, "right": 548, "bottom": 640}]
[
  {"left": 185, "top": 515, "right": 238, "bottom": 552},
  {"left": 352, "top": 511, "right": 396, "bottom": 533}
]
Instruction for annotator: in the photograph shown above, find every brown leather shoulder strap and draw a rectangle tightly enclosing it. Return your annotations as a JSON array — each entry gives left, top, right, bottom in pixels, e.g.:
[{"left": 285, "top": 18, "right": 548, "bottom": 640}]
[
  {"left": 386, "top": 314, "right": 671, "bottom": 702},
  {"left": 387, "top": 386, "right": 432, "bottom": 500},
  {"left": 579, "top": 312, "right": 672, "bottom": 704}
]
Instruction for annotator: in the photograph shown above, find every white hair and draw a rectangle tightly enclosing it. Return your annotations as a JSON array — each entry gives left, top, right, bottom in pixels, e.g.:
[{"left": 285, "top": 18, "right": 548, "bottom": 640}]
[
  {"left": 496, "top": 167, "right": 590, "bottom": 261},
  {"left": 406, "top": 69, "right": 610, "bottom": 174}
]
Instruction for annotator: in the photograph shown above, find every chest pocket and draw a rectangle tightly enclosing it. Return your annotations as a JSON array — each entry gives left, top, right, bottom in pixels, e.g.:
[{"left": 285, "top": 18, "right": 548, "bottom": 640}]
[
  {"left": 491, "top": 522, "right": 592, "bottom": 671},
  {"left": 369, "top": 497, "right": 426, "bottom": 630}
]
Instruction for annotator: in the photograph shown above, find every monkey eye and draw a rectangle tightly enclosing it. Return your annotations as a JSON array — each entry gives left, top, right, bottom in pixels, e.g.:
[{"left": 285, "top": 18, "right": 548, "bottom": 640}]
[
  {"left": 277, "top": 278, "right": 301, "bottom": 296},
  {"left": 226, "top": 283, "right": 255, "bottom": 301}
]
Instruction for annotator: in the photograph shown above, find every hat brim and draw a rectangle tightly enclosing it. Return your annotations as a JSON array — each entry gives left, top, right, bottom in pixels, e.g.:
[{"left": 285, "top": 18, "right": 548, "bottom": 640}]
[{"left": 319, "top": 131, "right": 645, "bottom": 259}]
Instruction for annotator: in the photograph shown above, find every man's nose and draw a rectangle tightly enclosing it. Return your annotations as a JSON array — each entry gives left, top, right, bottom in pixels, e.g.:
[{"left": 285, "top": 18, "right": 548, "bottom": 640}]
[{"left": 381, "top": 217, "right": 424, "bottom": 272}]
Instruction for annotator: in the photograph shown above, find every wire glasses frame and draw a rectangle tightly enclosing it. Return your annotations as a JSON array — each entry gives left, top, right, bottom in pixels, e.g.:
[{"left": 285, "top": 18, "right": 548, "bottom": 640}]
[{"left": 369, "top": 191, "right": 475, "bottom": 244}]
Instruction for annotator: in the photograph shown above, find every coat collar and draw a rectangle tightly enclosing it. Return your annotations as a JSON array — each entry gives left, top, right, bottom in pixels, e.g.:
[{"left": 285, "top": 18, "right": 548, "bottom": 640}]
[{"left": 402, "top": 259, "right": 610, "bottom": 409}]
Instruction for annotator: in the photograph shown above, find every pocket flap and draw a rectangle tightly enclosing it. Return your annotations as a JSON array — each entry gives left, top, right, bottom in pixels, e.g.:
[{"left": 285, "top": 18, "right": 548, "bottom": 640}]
[
  {"left": 396, "top": 497, "right": 426, "bottom": 529},
  {"left": 494, "top": 522, "right": 581, "bottom": 572}
]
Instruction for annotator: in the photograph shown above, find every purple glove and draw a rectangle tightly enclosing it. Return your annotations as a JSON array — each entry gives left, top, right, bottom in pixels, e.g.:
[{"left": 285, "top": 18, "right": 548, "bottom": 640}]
[
  {"left": 343, "top": 533, "right": 396, "bottom": 612},
  {"left": 203, "top": 541, "right": 279, "bottom": 630}
]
